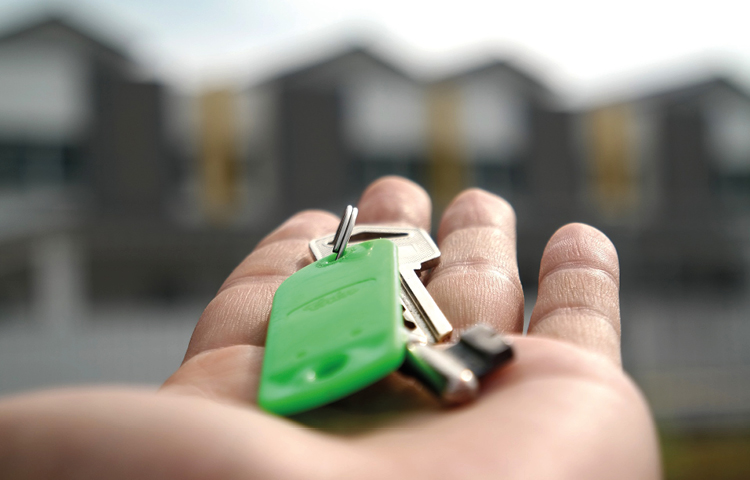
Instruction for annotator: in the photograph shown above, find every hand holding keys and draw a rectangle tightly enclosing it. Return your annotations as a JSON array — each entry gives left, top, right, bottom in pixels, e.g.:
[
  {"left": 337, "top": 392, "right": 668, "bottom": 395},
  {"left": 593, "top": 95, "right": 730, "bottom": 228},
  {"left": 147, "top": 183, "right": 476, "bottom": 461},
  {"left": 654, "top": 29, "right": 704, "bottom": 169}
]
[
  {"left": 259, "top": 205, "right": 514, "bottom": 416},
  {"left": 0, "top": 179, "right": 653, "bottom": 480}
]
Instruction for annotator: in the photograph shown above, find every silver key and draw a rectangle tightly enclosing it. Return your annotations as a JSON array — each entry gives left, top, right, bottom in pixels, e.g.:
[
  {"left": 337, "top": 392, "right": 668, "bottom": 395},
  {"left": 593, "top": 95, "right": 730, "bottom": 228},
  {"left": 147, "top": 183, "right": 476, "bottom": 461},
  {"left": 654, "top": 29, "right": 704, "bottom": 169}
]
[{"left": 310, "top": 225, "right": 454, "bottom": 344}]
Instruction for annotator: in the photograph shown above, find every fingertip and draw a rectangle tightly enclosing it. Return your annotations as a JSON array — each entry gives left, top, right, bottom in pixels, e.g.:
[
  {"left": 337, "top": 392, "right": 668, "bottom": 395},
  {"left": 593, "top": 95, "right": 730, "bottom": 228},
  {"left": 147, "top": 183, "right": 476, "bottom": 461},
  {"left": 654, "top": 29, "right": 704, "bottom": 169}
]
[
  {"left": 357, "top": 176, "right": 432, "bottom": 230},
  {"left": 364, "top": 175, "right": 428, "bottom": 195},
  {"left": 540, "top": 223, "right": 619, "bottom": 284},
  {"left": 294, "top": 209, "right": 341, "bottom": 222},
  {"left": 282, "top": 209, "right": 341, "bottom": 229},
  {"left": 530, "top": 222, "right": 622, "bottom": 365},
  {"left": 438, "top": 188, "right": 515, "bottom": 244}
]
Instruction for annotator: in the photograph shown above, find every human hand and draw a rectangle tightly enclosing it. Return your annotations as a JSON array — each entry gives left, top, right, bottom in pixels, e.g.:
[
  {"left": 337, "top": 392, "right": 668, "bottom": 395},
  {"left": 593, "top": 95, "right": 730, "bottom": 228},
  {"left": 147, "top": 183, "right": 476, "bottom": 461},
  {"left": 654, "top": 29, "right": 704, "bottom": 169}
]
[{"left": 0, "top": 177, "right": 661, "bottom": 479}]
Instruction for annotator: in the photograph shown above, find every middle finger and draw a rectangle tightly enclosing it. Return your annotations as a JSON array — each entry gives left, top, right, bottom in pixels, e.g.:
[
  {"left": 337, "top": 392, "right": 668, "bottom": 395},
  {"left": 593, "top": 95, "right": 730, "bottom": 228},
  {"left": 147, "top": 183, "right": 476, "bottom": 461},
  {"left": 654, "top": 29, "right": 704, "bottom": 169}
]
[
  {"left": 427, "top": 189, "right": 524, "bottom": 334},
  {"left": 356, "top": 176, "right": 432, "bottom": 230}
]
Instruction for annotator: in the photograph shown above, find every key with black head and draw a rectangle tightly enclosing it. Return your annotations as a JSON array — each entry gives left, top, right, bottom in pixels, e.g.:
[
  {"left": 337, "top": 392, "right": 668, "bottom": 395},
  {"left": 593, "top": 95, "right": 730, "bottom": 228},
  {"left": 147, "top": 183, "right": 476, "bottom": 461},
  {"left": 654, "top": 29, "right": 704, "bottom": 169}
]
[{"left": 400, "top": 324, "right": 514, "bottom": 404}]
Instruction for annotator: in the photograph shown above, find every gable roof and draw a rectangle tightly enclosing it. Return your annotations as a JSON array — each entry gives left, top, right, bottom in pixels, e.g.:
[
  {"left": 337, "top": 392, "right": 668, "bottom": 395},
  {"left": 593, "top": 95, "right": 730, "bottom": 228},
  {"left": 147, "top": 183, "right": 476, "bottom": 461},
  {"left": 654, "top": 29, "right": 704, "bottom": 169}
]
[
  {"left": 0, "top": 15, "right": 131, "bottom": 62},
  {"left": 287, "top": 45, "right": 413, "bottom": 80},
  {"left": 247, "top": 43, "right": 419, "bottom": 91},
  {"left": 641, "top": 76, "right": 750, "bottom": 105},
  {"left": 578, "top": 70, "right": 750, "bottom": 111},
  {"left": 440, "top": 59, "right": 550, "bottom": 90},
  {"left": 432, "top": 58, "right": 557, "bottom": 107}
]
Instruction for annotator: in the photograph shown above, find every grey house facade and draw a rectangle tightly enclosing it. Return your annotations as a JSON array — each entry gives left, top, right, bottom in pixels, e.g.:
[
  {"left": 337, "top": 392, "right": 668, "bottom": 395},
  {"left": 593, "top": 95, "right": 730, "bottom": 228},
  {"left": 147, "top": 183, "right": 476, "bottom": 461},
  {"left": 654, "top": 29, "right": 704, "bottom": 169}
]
[{"left": 240, "top": 47, "right": 428, "bottom": 219}]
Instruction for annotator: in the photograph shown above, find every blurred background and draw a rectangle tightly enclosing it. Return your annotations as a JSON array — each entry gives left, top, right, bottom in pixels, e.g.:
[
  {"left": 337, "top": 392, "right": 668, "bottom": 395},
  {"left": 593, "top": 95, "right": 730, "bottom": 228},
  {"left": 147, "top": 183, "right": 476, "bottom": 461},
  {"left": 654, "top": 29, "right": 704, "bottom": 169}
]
[{"left": 0, "top": 0, "right": 749, "bottom": 477}]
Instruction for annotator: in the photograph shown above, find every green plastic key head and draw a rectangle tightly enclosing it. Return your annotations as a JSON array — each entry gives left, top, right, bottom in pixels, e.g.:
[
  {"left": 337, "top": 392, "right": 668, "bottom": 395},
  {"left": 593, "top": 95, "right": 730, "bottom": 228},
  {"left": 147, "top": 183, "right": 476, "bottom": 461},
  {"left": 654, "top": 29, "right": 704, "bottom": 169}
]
[{"left": 258, "top": 239, "right": 405, "bottom": 416}]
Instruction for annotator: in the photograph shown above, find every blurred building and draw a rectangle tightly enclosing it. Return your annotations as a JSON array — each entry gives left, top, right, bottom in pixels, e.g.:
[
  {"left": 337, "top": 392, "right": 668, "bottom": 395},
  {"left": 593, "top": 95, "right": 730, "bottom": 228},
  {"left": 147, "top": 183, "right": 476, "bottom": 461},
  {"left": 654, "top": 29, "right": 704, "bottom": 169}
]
[
  {"left": 0, "top": 16, "right": 260, "bottom": 392},
  {"left": 240, "top": 49, "right": 578, "bottom": 283},
  {"left": 240, "top": 47, "right": 428, "bottom": 218},
  {"left": 579, "top": 78, "right": 750, "bottom": 286},
  {"left": 580, "top": 77, "right": 750, "bottom": 431},
  {"left": 0, "top": 16, "right": 165, "bottom": 320},
  {"left": 428, "top": 61, "right": 576, "bottom": 280}
]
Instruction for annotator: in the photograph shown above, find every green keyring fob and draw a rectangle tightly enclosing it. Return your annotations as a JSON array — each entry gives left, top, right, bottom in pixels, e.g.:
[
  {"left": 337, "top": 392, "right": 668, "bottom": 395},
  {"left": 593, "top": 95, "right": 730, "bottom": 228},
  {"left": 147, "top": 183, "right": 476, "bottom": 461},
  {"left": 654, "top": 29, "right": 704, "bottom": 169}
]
[{"left": 258, "top": 239, "right": 404, "bottom": 415}]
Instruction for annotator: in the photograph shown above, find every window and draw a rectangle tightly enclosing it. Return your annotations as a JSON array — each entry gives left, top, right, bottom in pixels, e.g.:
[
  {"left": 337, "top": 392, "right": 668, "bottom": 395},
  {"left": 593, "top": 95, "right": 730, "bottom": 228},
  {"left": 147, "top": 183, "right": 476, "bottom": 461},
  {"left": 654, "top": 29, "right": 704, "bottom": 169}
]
[{"left": 0, "top": 142, "right": 83, "bottom": 187}]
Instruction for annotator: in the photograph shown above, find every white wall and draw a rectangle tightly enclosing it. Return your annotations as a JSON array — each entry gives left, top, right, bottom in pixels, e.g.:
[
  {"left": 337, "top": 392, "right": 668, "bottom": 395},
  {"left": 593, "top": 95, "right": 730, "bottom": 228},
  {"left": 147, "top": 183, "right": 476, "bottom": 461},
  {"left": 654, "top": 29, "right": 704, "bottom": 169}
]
[
  {"left": 459, "top": 75, "right": 527, "bottom": 163},
  {"left": 343, "top": 68, "right": 426, "bottom": 159},
  {"left": 0, "top": 39, "right": 89, "bottom": 142}
]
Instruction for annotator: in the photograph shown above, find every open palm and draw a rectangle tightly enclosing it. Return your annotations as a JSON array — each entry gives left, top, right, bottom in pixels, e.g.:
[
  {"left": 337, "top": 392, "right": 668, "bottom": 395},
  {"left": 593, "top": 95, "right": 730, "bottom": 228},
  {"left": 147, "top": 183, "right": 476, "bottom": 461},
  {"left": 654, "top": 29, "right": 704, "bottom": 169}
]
[{"left": 0, "top": 177, "right": 660, "bottom": 479}]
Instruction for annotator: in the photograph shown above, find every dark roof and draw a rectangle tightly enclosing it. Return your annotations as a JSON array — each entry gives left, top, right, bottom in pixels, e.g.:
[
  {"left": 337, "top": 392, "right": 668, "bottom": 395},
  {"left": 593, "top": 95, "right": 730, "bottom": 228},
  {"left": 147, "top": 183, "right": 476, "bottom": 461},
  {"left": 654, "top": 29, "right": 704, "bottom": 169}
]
[
  {"left": 0, "top": 15, "right": 130, "bottom": 62},
  {"left": 640, "top": 75, "right": 750, "bottom": 104},
  {"left": 437, "top": 58, "right": 553, "bottom": 95},
  {"left": 254, "top": 44, "right": 558, "bottom": 104},
  {"left": 259, "top": 44, "right": 417, "bottom": 86},
  {"left": 583, "top": 73, "right": 750, "bottom": 110}
]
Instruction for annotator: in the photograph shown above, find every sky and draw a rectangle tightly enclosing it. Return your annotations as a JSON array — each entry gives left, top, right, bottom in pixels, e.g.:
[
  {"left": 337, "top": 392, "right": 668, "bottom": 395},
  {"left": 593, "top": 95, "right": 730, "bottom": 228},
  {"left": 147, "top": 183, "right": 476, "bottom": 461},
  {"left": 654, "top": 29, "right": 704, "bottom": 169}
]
[{"left": 0, "top": 0, "right": 749, "bottom": 102}]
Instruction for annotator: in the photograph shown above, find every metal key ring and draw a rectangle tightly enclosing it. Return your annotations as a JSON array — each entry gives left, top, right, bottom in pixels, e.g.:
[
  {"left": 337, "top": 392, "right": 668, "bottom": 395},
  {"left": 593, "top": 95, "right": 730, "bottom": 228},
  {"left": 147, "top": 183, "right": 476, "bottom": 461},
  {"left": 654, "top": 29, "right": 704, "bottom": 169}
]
[{"left": 332, "top": 205, "right": 358, "bottom": 260}]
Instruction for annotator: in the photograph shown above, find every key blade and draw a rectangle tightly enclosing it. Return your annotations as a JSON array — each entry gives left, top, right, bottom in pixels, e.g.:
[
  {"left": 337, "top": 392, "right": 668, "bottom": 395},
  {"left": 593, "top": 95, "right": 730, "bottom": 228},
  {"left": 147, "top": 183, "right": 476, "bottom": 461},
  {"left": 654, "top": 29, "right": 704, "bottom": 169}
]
[
  {"left": 402, "top": 307, "right": 429, "bottom": 344},
  {"left": 401, "top": 266, "right": 453, "bottom": 342},
  {"left": 400, "top": 273, "right": 444, "bottom": 344}
]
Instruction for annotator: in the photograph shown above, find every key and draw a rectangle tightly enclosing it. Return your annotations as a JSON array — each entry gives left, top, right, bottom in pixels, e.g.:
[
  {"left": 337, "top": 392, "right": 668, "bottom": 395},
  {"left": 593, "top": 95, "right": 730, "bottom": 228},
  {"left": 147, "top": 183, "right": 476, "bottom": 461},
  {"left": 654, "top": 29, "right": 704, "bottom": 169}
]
[
  {"left": 258, "top": 239, "right": 404, "bottom": 416},
  {"left": 310, "top": 226, "right": 453, "bottom": 344},
  {"left": 312, "top": 226, "right": 452, "bottom": 344},
  {"left": 400, "top": 324, "right": 514, "bottom": 404}
]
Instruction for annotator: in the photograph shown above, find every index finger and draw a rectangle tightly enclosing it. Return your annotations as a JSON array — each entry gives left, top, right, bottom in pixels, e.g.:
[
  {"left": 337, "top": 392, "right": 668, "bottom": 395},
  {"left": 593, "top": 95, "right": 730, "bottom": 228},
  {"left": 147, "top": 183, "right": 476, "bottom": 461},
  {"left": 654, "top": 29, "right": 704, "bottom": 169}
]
[{"left": 184, "top": 210, "right": 339, "bottom": 361}]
